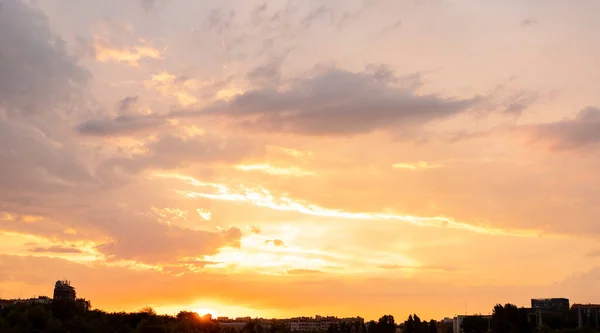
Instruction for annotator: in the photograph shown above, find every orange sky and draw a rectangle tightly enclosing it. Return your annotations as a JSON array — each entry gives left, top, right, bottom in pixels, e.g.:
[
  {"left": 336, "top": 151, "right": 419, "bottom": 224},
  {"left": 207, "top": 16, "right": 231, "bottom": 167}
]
[{"left": 2, "top": 0, "right": 600, "bottom": 322}]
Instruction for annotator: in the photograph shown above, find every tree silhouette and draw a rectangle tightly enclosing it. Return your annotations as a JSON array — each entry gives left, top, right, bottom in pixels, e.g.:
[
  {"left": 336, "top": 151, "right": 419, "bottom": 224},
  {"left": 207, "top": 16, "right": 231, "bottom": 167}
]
[
  {"left": 428, "top": 320, "right": 437, "bottom": 333},
  {"left": 404, "top": 315, "right": 415, "bottom": 333},
  {"left": 491, "top": 304, "right": 534, "bottom": 333},
  {"left": 460, "top": 316, "right": 488, "bottom": 333}
]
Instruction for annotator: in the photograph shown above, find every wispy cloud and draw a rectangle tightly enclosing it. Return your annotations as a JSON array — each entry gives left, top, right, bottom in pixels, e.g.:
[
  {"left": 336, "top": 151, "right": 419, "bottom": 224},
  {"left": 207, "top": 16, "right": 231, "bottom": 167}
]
[
  {"left": 287, "top": 269, "right": 324, "bottom": 275},
  {"left": 27, "top": 245, "right": 83, "bottom": 254},
  {"left": 161, "top": 174, "right": 542, "bottom": 237},
  {"left": 392, "top": 161, "right": 443, "bottom": 170},
  {"left": 234, "top": 164, "right": 315, "bottom": 176},
  {"left": 267, "top": 146, "right": 314, "bottom": 158},
  {"left": 376, "top": 264, "right": 460, "bottom": 272}
]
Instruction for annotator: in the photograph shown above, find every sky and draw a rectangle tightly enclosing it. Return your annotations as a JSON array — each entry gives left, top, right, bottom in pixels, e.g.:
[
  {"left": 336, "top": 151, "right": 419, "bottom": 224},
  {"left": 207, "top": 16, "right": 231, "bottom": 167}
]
[{"left": 2, "top": 0, "right": 600, "bottom": 321}]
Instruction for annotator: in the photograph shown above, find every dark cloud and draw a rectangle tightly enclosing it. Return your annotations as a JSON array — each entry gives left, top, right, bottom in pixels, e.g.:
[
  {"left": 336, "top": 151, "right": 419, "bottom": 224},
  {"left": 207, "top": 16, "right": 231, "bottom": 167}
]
[
  {"left": 76, "top": 66, "right": 479, "bottom": 138},
  {"left": 77, "top": 114, "right": 168, "bottom": 137},
  {"left": 337, "top": 1, "right": 374, "bottom": 29},
  {"left": 117, "top": 96, "right": 139, "bottom": 114},
  {"left": 0, "top": 0, "right": 88, "bottom": 115},
  {"left": 140, "top": 0, "right": 157, "bottom": 11},
  {"left": 198, "top": 66, "right": 479, "bottom": 136},
  {"left": 521, "top": 18, "right": 538, "bottom": 27},
  {"left": 264, "top": 239, "right": 285, "bottom": 247},
  {"left": 0, "top": 0, "right": 95, "bottom": 203},
  {"left": 27, "top": 246, "right": 83, "bottom": 254},
  {"left": 246, "top": 56, "right": 285, "bottom": 86},
  {"left": 250, "top": 3, "right": 269, "bottom": 27},
  {"left": 503, "top": 92, "right": 537, "bottom": 116},
  {"left": 527, "top": 106, "right": 600, "bottom": 150},
  {"left": 250, "top": 226, "right": 262, "bottom": 234},
  {"left": 301, "top": 5, "right": 334, "bottom": 29},
  {"left": 206, "top": 8, "right": 236, "bottom": 34},
  {"left": 100, "top": 133, "right": 260, "bottom": 176}
]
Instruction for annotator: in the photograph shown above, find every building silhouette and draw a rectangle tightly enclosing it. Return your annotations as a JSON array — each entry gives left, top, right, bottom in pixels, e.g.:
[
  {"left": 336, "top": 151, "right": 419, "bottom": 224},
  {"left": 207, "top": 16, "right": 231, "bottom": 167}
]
[
  {"left": 572, "top": 304, "right": 600, "bottom": 329},
  {"left": 53, "top": 280, "right": 76, "bottom": 301}
]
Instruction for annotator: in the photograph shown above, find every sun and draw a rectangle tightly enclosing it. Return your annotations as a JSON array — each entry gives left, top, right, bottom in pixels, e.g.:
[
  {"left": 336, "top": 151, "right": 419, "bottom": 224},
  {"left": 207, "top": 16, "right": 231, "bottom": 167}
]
[{"left": 194, "top": 308, "right": 218, "bottom": 318}]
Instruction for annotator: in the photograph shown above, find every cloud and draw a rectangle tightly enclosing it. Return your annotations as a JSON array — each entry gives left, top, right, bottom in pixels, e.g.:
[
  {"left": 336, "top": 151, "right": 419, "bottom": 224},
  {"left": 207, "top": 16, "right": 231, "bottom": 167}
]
[
  {"left": 93, "top": 36, "right": 162, "bottom": 67},
  {"left": 27, "top": 246, "right": 83, "bottom": 254},
  {"left": 392, "top": 161, "right": 443, "bottom": 171},
  {"left": 526, "top": 106, "right": 600, "bottom": 150},
  {"left": 287, "top": 269, "right": 324, "bottom": 275},
  {"left": 77, "top": 114, "right": 169, "bottom": 137},
  {"left": 0, "top": 0, "right": 95, "bottom": 208},
  {"left": 144, "top": 72, "right": 199, "bottom": 106},
  {"left": 97, "top": 225, "right": 242, "bottom": 264},
  {"left": 521, "top": 18, "right": 537, "bottom": 27},
  {"left": 246, "top": 56, "right": 285, "bottom": 86},
  {"left": 0, "top": 0, "right": 88, "bottom": 114},
  {"left": 376, "top": 264, "right": 459, "bottom": 272},
  {"left": 194, "top": 66, "right": 479, "bottom": 136},
  {"left": 300, "top": 5, "right": 334, "bottom": 29},
  {"left": 170, "top": 174, "right": 541, "bottom": 237},
  {"left": 87, "top": 205, "right": 242, "bottom": 264},
  {"left": 117, "top": 96, "right": 140, "bottom": 114},
  {"left": 585, "top": 249, "right": 600, "bottom": 258},
  {"left": 265, "top": 239, "right": 286, "bottom": 247},
  {"left": 140, "top": 0, "right": 158, "bottom": 11},
  {"left": 234, "top": 164, "right": 315, "bottom": 176},
  {"left": 197, "top": 208, "right": 212, "bottom": 221},
  {"left": 74, "top": 66, "right": 480, "bottom": 138},
  {"left": 100, "top": 133, "right": 261, "bottom": 178},
  {"left": 250, "top": 226, "right": 261, "bottom": 234}
]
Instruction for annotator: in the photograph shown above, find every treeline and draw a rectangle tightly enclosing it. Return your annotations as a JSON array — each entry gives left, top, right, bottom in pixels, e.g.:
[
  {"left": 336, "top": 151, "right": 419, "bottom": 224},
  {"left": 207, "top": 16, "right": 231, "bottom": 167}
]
[
  {"left": 400, "top": 303, "right": 598, "bottom": 333},
  {"left": 460, "top": 303, "right": 595, "bottom": 333},
  {"left": 2, "top": 301, "right": 599, "bottom": 333},
  {"left": 0, "top": 301, "right": 291, "bottom": 333},
  {"left": 365, "top": 305, "right": 599, "bottom": 333},
  {"left": 365, "top": 314, "right": 438, "bottom": 333}
]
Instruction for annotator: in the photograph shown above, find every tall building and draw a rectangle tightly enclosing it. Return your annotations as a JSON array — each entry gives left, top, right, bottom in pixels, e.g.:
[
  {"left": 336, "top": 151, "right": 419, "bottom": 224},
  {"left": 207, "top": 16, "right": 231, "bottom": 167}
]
[
  {"left": 531, "top": 298, "right": 570, "bottom": 312},
  {"left": 53, "top": 280, "right": 76, "bottom": 301},
  {"left": 531, "top": 298, "right": 570, "bottom": 327}
]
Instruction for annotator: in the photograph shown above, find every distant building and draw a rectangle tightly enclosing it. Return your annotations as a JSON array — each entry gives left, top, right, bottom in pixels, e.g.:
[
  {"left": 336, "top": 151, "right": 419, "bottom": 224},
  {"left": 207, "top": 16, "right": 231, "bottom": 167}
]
[
  {"left": 0, "top": 299, "right": 17, "bottom": 309},
  {"left": 53, "top": 280, "right": 76, "bottom": 301},
  {"left": 572, "top": 304, "right": 600, "bottom": 329},
  {"left": 531, "top": 298, "right": 570, "bottom": 327},
  {"left": 435, "top": 318, "right": 453, "bottom": 333},
  {"left": 452, "top": 315, "right": 491, "bottom": 333},
  {"left": 24, "top": 296, "right": 52, "bottom": 305},
  {"left": 531, "top": 298, "right": 570, "bottom": 312},
  {"left": 289, "top": 316, "right": 364, "bottom": 332}
]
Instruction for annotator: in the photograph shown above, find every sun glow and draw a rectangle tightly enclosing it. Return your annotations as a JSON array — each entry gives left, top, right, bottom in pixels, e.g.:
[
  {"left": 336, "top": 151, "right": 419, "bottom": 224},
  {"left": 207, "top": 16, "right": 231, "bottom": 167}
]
[{"left": 194, "top": 308, "right": 218, "bottom": 317}]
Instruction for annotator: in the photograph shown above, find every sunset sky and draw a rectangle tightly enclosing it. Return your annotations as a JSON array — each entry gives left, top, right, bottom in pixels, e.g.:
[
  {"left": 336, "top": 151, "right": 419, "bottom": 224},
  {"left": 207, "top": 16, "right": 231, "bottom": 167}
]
[{"left": 3, "top": 0, "right": 600, "bottom": 321}]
